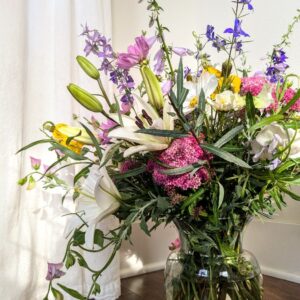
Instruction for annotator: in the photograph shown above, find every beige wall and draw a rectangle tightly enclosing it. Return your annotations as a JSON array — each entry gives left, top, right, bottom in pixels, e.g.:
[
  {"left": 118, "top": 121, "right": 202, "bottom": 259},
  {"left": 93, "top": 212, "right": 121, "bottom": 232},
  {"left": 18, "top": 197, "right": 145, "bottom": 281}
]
[{"left": 112, "top": 0, "right": 300, "bottom": 281}]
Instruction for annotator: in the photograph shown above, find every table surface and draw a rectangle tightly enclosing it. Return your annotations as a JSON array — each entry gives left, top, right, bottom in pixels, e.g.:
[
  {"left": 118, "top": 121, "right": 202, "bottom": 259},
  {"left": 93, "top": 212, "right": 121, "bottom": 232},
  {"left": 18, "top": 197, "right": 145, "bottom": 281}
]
[{"left": 119, "top": 270, "right": 300, "bottom": 300}]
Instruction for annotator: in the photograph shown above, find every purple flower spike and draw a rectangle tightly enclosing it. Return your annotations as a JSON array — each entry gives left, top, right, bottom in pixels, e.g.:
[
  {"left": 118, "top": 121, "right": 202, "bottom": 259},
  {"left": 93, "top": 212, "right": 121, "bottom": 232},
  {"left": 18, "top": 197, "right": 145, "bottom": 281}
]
[
  {"left": 117, "top": 36, "right": 150, "bottom": 70},
  {"left": 30, "top": 157, "right": 41, "bottom": 170},
  {"left": 239, "top": 0, "right": 253, "bottom": 10},
  {"left": 172, "top": 47, "right": 193, "bottom": 57},
  {"left": 224, "top": 19, "right": 250, "bottom": 38},
  {"left": 46, "top": 262, "right": 65, "bottom": 281},
  {"left": 212, "top": 37, "right": 226, "bottom": 52}
]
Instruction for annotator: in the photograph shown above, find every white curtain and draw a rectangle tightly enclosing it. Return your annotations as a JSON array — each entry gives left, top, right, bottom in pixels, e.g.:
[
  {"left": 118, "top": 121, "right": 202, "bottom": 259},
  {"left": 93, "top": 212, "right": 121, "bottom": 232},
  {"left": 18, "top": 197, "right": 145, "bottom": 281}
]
[{"left": 0, "top": 0, "right": 120, "bottom": 299}]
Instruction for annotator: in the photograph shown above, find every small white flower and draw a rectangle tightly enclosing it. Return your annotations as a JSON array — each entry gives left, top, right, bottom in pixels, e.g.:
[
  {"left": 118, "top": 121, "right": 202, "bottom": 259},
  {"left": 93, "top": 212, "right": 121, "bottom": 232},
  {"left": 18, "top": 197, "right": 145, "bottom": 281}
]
[
  {"left": 183, "top": 71, "right": 218, "bottom": 114},
  {"left": 210, "top": 90, "right": 245, "bottom": 111}
]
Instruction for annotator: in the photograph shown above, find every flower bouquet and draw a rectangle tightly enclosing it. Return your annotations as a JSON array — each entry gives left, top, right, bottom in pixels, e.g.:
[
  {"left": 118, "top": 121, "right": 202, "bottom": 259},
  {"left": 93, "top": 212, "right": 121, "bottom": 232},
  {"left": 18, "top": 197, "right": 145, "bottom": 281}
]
[{"left": 18, "top": 0, "right": 300, "bottom": 299}]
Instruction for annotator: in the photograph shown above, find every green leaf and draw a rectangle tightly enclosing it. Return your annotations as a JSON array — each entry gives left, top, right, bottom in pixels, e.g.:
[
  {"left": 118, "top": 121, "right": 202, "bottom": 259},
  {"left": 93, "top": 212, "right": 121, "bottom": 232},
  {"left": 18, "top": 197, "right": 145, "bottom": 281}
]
[
  {"left": 50, "top": 142, "right": 86, "bottom": 161},
  {"left": 218, "top": 182, "right": 224, "bottom": 208},
  {"left": 157, "top": 197, "right": 171, "bottom": 211},
  {"left": 74, "top": 164, "right": 91, "bottom": 185},
  {"left": 71, "top": 250, "right": 90, "bottom": 269},
  {"left": 278, "top": 184, "right": 300, "bottom": 201},
  {"left": 65, "top": 252, "right": 75, "bottom": 269},
  {"left": 57, "top": 284, "right": 85, "bottom": 300},
  {"left": 245, "top": 93, "right": 256, "bottom": 127},
  {"left": 178, "top": 88, "right": 189, "bottom": 108},
  {"left": 73, "top": 230, "right": 85, "bottom": 246},
  {"left": 140, "top": 217, "right": 150, "bottom": 236},
  {"left": 159, "top": 160, "right": 206, "bottom": 175},
  {"left": 249, "top": 114, "right": 284, "bottom": 132},
  {"left": 114, "top": 166, "right": 146, "bottom": 179},
  {"left": 177, "top": 58, "right": 184, "bottom": 99},
  {"left": 181, "top": 189, "right": 205, "bottom": 211},
  {"left": 201, "top": 144, "right": 251, "bottom": 169},
  {"left": 18, "top": 176, "right": 28, "bottom": 186},
  {"left": 92, "top": 283, "right": 101, "bottom": 296},
  {"left": 94, "top": 229, "right": 104, "bottom": 248},
  {"left": 280, "top": 88, "right": 300, "bottom": 114},
  {"left": 16, "top": 139, "right": 53, "bottom": 154},
  {"left": 198, "top": 89, "right": 206, "bottom": 112},
  {"left": 79, "top": 122, "right": 102, "bottom": 160},
  {"left": 51, "top": 287, "right": 64, "bottom": 300},
  {"left": 214, "top": 125, "right": 244, "bottom": 148},
  {"left": 100, "top": 143, "right": 121, "bottom": 168},
  {"left": 135, "top": 128, "right": 187, "bottom": 138}
]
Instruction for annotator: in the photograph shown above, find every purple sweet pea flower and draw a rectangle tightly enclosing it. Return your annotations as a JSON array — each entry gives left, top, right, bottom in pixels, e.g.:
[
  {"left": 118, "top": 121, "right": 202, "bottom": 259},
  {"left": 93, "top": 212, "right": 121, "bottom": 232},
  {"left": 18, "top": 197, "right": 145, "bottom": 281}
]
[
  {"left": 268, "top": 158, "right": 281, "bottom": 170},
  {"left": 239, "top": 0, "right": 253, "bottom": 10},
  {"left": 172, "top": 47, "right": 193, "bottom": 57},
  {"left": 30, "top": 157, "right": 41, "bottom": 170},
  {"left": 161, "top": 80, "right": 172, "bottom": 95},
  {"left": 154, "top": 49, "right": 164, "bottom": 75},
  {"left": 224, "top": 19, "right": 250, "bottom": 38},
  {"left": 121, "top": 102, "right": 133, "bottom": 114},
  {"left": 46, "top": 262, "right": 65, "bottom": 281},
  {"left": 117, "top": 36, "right": 150, "bottom": 69}
]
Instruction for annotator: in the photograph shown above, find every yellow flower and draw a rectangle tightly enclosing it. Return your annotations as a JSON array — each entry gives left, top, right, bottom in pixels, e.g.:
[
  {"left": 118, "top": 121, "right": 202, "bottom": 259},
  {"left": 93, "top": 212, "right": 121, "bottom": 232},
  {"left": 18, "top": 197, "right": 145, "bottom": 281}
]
[
  {"left": 205, "top": 66, "right": 222, "bottom": 78},
  {"left": 52, "top": 123, "right": 85, "bottom": 154},
  {"left": 206, "top": 66, "right": 241, "bottom": 98}
]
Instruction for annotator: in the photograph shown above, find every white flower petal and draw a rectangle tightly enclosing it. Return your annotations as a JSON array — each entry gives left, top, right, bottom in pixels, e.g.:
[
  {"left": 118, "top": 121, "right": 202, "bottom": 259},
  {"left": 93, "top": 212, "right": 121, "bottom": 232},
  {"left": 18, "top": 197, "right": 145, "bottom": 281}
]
[{"left": 123, "top": 143, "right": 168, "bottom": 157}]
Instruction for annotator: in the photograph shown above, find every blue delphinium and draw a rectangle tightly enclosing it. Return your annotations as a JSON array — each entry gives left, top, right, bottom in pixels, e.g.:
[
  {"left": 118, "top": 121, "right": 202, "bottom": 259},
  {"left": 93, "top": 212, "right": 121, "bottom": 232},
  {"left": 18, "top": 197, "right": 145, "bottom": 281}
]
[
  {"left": 266, "top": 49, "right": 289, "bottom": 82},
  {"left": 224, "top": 19, "right": 250, "bottom": 38},
  {"left": 239, "top": 0, "right": 253, "bottom": 10}
]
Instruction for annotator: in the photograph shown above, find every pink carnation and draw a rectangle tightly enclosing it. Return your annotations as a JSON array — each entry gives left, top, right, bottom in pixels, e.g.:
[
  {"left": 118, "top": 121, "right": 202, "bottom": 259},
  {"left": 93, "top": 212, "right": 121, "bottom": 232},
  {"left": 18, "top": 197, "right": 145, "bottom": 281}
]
[
  {"left": 241, "top": 76, "right": 267, "bottom": 96},
  {"left": 283, "top": 88, "right": 300, "bottom": 112},
  {"left": 149, "top": 136, "right": 211, "bottom": 190}
]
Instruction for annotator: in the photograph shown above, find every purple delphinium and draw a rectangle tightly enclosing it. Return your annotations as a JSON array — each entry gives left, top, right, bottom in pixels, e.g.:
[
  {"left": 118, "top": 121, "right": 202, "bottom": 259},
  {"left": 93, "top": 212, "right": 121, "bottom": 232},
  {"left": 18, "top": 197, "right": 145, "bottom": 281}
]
[
  {"left": 206, "top": 25, "right": 215, "bottom": 41},
  {"left": 184, "top": 66, "right": 191, "bottom": 79},
  {"left": 46, "top": 262, "right": 65, "bottom": 281},
  {"left": 212, "top": 36, "right": 226, "bottom": 52},
  {"left": 239, "top": 0, "right": 253, "bottom": 10},
  {"left": 235, "top": 41, "right": 243, "bottom": 54},
  {"left": 224, "top": 19, "right": 250, "bottom": 38},
  {"left": 266, "top": 49, "right": 289, "bottom": 83}
]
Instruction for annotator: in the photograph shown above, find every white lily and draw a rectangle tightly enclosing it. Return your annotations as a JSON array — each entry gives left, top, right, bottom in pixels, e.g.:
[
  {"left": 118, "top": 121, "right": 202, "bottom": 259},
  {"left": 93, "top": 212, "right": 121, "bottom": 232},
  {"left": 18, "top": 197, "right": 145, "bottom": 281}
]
[
  {"left": 69, "top": 147, "right": 121, "bottom": 247},
  {"left": 183, "top": 71, "right": 218, "bottom": 114},
  {"left": 108, "top": 95, "right": 174, "bottom": 157}
]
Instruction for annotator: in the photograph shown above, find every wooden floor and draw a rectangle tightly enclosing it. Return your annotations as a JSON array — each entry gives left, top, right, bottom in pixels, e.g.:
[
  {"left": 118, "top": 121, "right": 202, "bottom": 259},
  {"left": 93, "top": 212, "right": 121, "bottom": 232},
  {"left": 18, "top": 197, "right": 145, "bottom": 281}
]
[{"left": 119, "top": 270, "right": 300, "bottom": 300}]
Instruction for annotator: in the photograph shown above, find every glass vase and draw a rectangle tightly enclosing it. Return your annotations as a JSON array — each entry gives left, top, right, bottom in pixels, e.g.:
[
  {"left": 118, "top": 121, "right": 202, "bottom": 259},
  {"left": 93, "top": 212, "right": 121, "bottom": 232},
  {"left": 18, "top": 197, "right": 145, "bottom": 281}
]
[{"left": 164, "top": 218, "right": 263, "bottom": 300}]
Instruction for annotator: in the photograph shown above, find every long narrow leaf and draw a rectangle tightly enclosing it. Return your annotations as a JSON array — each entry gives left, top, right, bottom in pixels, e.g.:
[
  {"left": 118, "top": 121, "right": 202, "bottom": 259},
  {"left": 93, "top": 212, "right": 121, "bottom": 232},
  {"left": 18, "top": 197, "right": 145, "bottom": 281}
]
[
  {"left": 201, "top": 144, "right": 251, "bottom": 169},
  {"left": 57, "top": 284, "right": 85, "bottom": 300},
  {"left": 245, "top": 93, "right": 256, "bottom": 127},
  {"left": 16, "top": 139, "right": 53, "bottom": 154},
  {"left": 214, "top": 125, "right": 244, "bottom": 148},
  {"left": 136, "top": 128, "right": 187, "bottom": 138},
  {"left": 249, "top": 114, "right": 284, "bottom": 132},
  {"left": 177, "top": 58, "right": 183, "bottom": 99},
  {"left": 79, "top": 122, "right": 102, "bottom": 160},
  {"left": 159, "top": 160, "right": 206, "bottom": 176}
]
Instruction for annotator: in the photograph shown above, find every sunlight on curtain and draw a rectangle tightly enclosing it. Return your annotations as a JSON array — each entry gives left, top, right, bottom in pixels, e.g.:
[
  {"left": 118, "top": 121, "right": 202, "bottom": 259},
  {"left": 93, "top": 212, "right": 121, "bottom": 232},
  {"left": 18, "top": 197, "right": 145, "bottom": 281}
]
[{"left": 0, "top": 0, "right": 120, "bottom": 299}]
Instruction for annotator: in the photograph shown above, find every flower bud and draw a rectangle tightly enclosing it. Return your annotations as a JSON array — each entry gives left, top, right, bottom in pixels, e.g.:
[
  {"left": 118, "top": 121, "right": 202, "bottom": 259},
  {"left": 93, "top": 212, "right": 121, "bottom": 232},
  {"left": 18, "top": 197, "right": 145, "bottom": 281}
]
[
  {"left": 76, "top": 56, "right": 100, "bottom": 80},
  {"left": 67, "top": 83, "right": 103, "bottom": 112},
  {"left": 140, "top": 65, "right": 164, "bottom": 110}
]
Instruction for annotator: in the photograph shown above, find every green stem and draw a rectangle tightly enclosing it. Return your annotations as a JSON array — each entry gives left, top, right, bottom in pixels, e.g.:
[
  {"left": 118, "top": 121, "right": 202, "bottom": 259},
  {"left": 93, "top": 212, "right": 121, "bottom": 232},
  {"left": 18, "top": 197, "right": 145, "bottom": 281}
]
[{"left": 97, "top": 78, "right": 112, "bottom": 107}]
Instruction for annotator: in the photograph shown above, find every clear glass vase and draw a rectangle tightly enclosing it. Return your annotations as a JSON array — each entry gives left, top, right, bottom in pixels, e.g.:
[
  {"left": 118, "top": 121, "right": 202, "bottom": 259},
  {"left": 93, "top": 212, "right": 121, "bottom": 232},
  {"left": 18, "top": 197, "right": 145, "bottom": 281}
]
[{"left": 164, "top": 218, "right": 263, "bottom": 300}]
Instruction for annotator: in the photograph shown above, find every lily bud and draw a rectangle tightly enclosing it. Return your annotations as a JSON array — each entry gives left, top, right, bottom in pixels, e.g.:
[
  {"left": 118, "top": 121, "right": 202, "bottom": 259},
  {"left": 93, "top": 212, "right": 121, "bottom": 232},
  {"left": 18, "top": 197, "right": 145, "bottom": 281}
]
[
  {"left": 221, "top": 59, "right": 233, "bottom": 77},
  {"left": 67, "top": 83, "right": 103, "bottom": 112},
  {"left": 76, "top": 56, "right": 100, "bottom": 80},
  {"left": 140, "top": 65, "right": 164, "bottom": 110}
]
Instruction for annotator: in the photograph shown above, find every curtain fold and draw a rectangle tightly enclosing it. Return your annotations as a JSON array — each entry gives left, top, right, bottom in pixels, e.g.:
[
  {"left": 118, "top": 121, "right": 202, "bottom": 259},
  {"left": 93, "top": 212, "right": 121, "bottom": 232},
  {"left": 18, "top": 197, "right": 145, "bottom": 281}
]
[{"left": 0, "top": 0, "right": 120, "bottom": 299}]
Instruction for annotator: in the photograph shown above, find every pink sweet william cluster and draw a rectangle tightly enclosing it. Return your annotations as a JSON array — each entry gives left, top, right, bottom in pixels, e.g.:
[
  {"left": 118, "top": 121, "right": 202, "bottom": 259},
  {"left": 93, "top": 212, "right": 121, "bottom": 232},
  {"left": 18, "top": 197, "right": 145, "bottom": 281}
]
[
  {"left": 148, "top": 136, "right": 211, "bottom": 191},
  {"left": 241, "top": 75, "right": 300, "bottom": 112}
]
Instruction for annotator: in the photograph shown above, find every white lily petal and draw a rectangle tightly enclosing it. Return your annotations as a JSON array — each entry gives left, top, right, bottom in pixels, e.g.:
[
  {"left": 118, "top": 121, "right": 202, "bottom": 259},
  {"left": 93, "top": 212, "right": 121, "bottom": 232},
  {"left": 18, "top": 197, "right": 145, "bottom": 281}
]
[
  {"left": 133, "top": 94, "right": 160, "bottom": 120},
  {"left": 109, "top": 126, "right": 163, "bottom": 144},
  {"left": 198, "top": 72, "right": 218, "bottom": 97},
  {"left": 123, "top": 143, "right": 168, "bottom": 157},
  {"left": 109, "top": 114, "right": 137, "bottom": 127},
  {"left": 163, "top": 99, "right": 175, "bottom": 131}
]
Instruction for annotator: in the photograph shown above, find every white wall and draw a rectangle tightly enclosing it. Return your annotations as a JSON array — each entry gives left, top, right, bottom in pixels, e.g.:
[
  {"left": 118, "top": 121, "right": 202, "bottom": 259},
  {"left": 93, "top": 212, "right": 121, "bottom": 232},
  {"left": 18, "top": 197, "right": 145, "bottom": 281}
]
[{"left": 112, "top": 0, "right": 300, "bottom": 281}]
